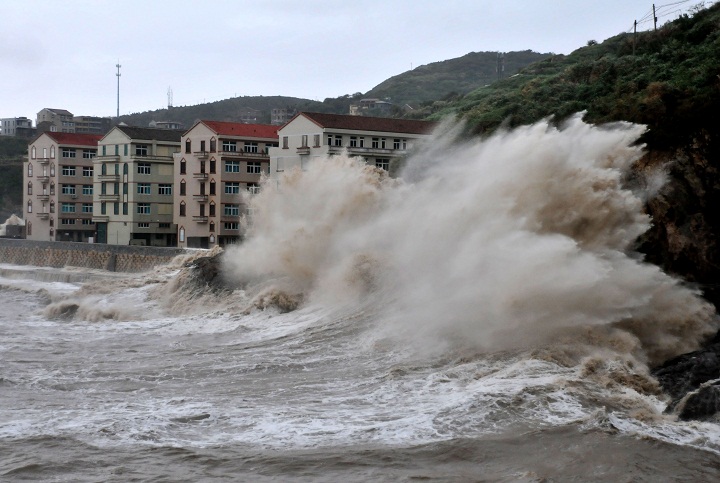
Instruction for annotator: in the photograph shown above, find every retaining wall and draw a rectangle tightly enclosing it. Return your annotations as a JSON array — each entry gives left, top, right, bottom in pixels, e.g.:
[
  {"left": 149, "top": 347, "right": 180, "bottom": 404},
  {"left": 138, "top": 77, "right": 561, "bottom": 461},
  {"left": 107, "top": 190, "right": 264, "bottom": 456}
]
[{"left": 0, "top": 239, "right": 189, "bottom": 272}]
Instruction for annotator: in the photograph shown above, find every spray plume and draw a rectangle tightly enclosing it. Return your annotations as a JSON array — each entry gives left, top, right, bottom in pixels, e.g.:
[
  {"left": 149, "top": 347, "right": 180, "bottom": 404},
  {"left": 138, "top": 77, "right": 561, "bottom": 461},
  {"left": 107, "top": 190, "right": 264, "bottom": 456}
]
[{"left": 223, "top": 115, "right": 716, "bottom": 364}]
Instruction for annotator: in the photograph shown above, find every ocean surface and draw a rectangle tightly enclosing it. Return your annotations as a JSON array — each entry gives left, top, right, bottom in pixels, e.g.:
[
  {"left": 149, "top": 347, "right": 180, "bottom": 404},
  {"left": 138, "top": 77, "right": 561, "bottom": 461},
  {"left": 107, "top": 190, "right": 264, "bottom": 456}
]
[{"left": 3, "top": 116, "right": 720, "bottom": 481}]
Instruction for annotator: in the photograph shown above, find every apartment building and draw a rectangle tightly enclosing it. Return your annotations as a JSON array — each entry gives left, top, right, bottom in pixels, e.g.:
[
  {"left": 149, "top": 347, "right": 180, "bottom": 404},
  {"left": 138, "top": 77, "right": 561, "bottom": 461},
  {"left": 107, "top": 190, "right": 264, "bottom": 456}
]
[
  {"left": 36, "top": 108, "right": 75, "bottom": 133},
  {"left": 73, "top": 116, "right": 112, "bottom": 135},
  {"left": 269, "top": 112, "right": 436, "bottom": 176},
  {"left": 24, "top": 132, "right": 103, "bottom": 242},
  {"left": 92, "top": 126, "right": 182, "bottom": 246},
  {"left": 1, "top": 117, "right": 33, "bottom": 137},
  {"left": 174, "top": 120, "right": 278, "bottom": 249}
]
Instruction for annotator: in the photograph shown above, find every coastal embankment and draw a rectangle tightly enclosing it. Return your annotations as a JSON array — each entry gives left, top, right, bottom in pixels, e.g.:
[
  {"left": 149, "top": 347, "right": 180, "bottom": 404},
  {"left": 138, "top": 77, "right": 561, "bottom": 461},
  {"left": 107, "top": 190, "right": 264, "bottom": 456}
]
[{"left": 0, "top": 238, "right": 187, "bottom": 272}]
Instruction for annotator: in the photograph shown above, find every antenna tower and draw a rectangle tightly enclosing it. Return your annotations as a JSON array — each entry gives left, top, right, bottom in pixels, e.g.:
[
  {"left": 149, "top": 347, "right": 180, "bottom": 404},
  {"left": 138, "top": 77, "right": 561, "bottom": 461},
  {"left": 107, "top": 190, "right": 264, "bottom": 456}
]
[
  {"left": 116, "top": 62, "right": 121, "bottom": 118},
  {"left": 168, "top": 86, "right": 173, "bottom": 109}
]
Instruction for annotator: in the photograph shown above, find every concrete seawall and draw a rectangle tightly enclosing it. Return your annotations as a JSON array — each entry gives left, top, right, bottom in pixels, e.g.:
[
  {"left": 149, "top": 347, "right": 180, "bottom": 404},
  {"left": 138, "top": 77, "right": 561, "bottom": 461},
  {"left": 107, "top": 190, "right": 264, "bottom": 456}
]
[{"left": 0, "top": 239, "right": 189, "bottom": 272}]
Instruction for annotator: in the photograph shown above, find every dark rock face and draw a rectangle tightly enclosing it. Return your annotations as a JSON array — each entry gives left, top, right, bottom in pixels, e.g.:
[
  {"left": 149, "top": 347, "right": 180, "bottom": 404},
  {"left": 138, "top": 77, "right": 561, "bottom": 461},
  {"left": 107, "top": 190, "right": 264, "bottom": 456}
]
[
  {"left": 653, "top": 341, "right": 720, "bottom": 420},
  {"left": 186, "top": 251, "right": 237, "bottom": 292}
]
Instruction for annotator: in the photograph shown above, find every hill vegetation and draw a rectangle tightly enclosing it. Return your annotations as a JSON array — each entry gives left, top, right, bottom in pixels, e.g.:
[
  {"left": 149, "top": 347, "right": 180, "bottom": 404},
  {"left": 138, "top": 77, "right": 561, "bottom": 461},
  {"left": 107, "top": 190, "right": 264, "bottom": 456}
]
[
  {"left": 431, "top": 3, "right": 720, "bottom": 149},
  {"left": 0, "top": 137, "right": 25, "bottom": 222}
]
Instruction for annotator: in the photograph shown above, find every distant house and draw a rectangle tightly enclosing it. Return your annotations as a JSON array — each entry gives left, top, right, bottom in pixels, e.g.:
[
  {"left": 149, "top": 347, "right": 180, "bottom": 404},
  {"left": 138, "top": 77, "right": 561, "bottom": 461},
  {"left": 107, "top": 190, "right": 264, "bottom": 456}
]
[
  {"left": 269, "top": 112, "right": 436, "bottom": 176},
  {"left": 174, "top": 120, "right": 278, "bottom": 248},
  {"left": 24, "top": 132, "right": 103, "bottom": 242},
  {"left": 0, "top": 117, "right": 33, "bottom": 137},
  {"left": 150, "top": 120, "right": 185, "bottom": 130},
  {"left": 92, "top": 126, "right": 182, "bottom": 246},
  {"left": 36, "top": 108, "right": 75, "bottom": 133},
  {"left": 271, "top": 108, "right": 296, "bottom": 126},
  {"left": 73, "top": 116, "right": 112, "bottom": 135}
]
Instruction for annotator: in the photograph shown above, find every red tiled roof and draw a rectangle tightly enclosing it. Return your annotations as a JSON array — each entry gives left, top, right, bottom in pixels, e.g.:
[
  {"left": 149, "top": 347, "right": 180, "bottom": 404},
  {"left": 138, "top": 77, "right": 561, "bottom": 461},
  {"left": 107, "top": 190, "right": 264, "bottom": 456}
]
[
  {"left": 44, "top": 132, "right": 103, "bottom": 146},
  {"left": 202, "top": 121, "right": 278, "bottom": 139},
  {"left": 296, "top": 112, "right": 437, "bottom": 135}
]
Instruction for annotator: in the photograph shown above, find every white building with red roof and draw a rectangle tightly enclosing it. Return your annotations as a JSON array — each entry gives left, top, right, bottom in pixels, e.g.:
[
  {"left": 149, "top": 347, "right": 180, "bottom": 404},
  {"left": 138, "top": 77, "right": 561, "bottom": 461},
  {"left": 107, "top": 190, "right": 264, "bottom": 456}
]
[
  {"left": 173, "top": 120, "right": 278, "bottom": 248},
  {"left": 24, "top": 132, "right": 103, "bottom": 242},
  {"left": 269, "top": 112, "right": 437, "bottom": 176}
]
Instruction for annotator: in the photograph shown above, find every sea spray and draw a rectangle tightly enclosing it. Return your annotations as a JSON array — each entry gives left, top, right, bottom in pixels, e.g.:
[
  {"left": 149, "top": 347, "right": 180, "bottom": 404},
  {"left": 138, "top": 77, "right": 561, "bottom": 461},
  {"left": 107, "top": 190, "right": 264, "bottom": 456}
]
[{"left": 222, "top": 115, "right": 717, "bottom": 365}]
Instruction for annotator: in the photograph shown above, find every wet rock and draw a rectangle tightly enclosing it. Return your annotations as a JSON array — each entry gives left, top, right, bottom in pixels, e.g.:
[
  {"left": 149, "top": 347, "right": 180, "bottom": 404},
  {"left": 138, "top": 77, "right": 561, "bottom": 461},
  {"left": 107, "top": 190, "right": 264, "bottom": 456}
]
[
  {"left": 185, "top": 251, "right": 237, "bottom": 292},
  {"left": 653, "top": 341, "right": 720, "bottom": 419}
]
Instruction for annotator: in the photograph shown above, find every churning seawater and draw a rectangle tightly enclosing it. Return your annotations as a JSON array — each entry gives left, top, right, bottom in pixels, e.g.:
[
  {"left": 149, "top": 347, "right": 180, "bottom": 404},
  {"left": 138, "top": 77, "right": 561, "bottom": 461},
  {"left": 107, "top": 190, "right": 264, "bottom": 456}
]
[{"left": 3, "top": 116, "right": 720, "bottom": 481}]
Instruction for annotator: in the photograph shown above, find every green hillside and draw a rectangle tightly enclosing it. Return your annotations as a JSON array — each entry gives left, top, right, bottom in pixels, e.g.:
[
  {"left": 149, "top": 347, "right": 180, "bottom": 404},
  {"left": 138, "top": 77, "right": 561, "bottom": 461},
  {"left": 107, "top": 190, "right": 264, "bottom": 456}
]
[
  {"left": 432, "top": 4, "right": 720, "bottom": 148},
  {"left": 366, "top": 50, "right": 551, "bottom": 107}
]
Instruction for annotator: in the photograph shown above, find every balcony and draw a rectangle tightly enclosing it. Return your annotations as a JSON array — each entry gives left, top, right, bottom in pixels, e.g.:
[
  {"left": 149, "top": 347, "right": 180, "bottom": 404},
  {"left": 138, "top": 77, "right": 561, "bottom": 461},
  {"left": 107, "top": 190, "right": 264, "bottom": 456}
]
[
  {"left": 192, "top": 216, "right": 208, "bottom": 223},
  {"left": 193, "top": 194, "right": 208, "bottom": 202},
  {"left": 329, "top": 145, "right": 397, "bottom": 156},
  {"left": 98, "top": 173, "right": 120, "bottom": 181},
  {"left": 36, "top": 175, "right": 50, "bottom": 182},
  {"left": 219, "top": 150, "right": 269, "bottom": 159},
  {"left": 36, "top": 194, "right": 50, "bottom": 201},
  {"left": 92, "top": 216, "right": 109, "bottom": 223},
  {"left": 98, "top": 193, "right": 119, "bottom": 201},
  {"left": 193, "top": 151, "right": 209, "bottom": 159},
  {"left": 96, "top": 155, "right": 120, "bottom": 161},
  {"left": 296, "top": 146, "right": 311, "bottom": 155},
  {"left": 37, "top": 212, "right": 50, "bottom": 220},
  {"left": 37, "top": 157, "right": 50, "bottom": 165},
  {"left": 193, "top": 172, "right": 208, "bottom": 180}
]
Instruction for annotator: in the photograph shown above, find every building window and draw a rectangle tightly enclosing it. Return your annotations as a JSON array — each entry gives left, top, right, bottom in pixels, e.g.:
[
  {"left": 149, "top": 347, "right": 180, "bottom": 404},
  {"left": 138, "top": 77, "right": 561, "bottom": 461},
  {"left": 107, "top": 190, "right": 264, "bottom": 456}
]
[
  {"left": 376, "top": 159, "right": 389, "bottom": 171},
  {"left": 372, "top": 138, "right": 379, "bottom": 149},
  {"left": 137, "top": 203, "right": 150, "bottom": 215},
  {"left": 50, "top": 146, "right": 55, "bottom": 158},
  {"left": 180, "top": 159, "right": 186, "bottom": 175},
  {"left": 334, "top": 136, "right": 342, "bottom": 147},
  {"left": 124, "top": 144, "right": 128, "bottom": 156},
  {"left": 124, "top": 163, "right": 128, "bottom": 175},
  {"left": 180, "top": 180, "right": 186, "bottom": 196},
  {"left": 82, "top": 203, "right": 93, "bottom": 213},
  {"left": 224, "top": 204, "right": 240, "bottom": 216},
  {"left": 61, "top": 184, "right": 76, "bottom": 195},
  {"left": 282, "top": 136, "right": 288, "bottom": 149},
  {"left": 60, "top": 218, "right": 75, "bottom": 225},
  {"left": 381, "top": 138, "right": 386, "bottom": 149},
  {"left": 31, "top": 146, "right": 36, "bottom": 159},
  {"left": 61, "top": 203, "right": 76, "bottom": 213},
  {"left": 82, "top": 219, "right": 93, "bottom": 225},
  {"left": 225, "top": 182, "right": 240, "bottom": 194},
  {"left": 102, "top": 145, "right": 106, "bottom": 156},
  {"left": 179, "top": 226, "right": 185, "bottom": 242},
  {"left": 50, "top": 183, "right": 55, "bottom": 195},
  {"left": 185, "top": 139, "right": 191, "bottom": 153},
  {"left": 62, "top": 148, "right": 76, "bottom": 158},
  {"left": 209, "top": 221, "right": 215, "bottom": 232},
  {"left": 359, "top": 137, "right": 365, "bottom": 148},
  {"left": 138, "top": 222, "right": 150, "bottom": 228},
  {"left": 27, "top": 221, "right": 32, "bottom": 236},
  {"left": 301, "top": 135, "right": 308, "bottom": 147},
  {"left": 83, "top": 150, "right": 96, "bottom": 159},
  {"left": 137, "top": 163, "right": 151, "bottom": 175},
  {"left": 115, "top": 145, "right": 119, "bottom": 155},
  {"left": 27, "top": 200, "right": 32, "bottom": 213},
  {"left": 209, "top": 203, "right": 216, "bottom": 217},
  {"left": 244, "top": 142, "right": 258, "bottom": 153},
  {"left": 247, "top": 162, "right": 261, "bottom": 174},
  {"left": 137, "top": 183, "right": 151, "bottom": 195},
  {"left": 159, "top": 184, "right": 172, "bottom": 195},
  {"left": 222, "top": 140, "right": 237, "bottom": 152},
  {"left": 83, "top": 185, "right": 93, "bottom": 195},
  {"left": 101, "top": 202, "right": 106, "bottom": 215},
  {"left": 210, "top": 180, "right": 216, "bottom": 195},
  {"left": 350, "top": 137, "right": 357, "bottom": 147},
  {"left": 210, "top": 138, "right": 216, "bottom": 152},
  {"left": 62, "top": 166, "right": 76, "bottom": 176},
  {"left": 224, "top": 222, "right": 239, "bottom": 230},
  {"left": 210, "top": 159, "right": 216, "bottom": 173},
  {"left": 27, "top": 182, "right": 32, "bottom": 195},
  {"left": 225, "top": 161, "right": 240, "bottom": 173},
  {"left": 135, "top": 144, "right": 148, "bottom": 156},
  {"left": 50, "top": 163, "right": 56, "bottom": 176},
  {"left": 159, "top": 223, "right": 171, "bottom": 228},
  {"left": 393, "top": 139, "right": 401, "bottom": 150},
  {"left": 123, "top": 202, "right": 128, "bottom": 215},
  {"left": 313, "top": 134, "right": 320, "bottom": 147},
  {"left": 83, "top": 166, "right": 93, "bottom": 177},
  {"left": 27, "top": 163, "right": 33, "bottom": 177},
  {"left": 179, "top": 202, "right": 186, "bottom": 216},
  {"left": 247, "top": 183, "right": 260, "bottom": 194},
  {"left": 200, "top": 140, "right": 206, "bottom": 152}
]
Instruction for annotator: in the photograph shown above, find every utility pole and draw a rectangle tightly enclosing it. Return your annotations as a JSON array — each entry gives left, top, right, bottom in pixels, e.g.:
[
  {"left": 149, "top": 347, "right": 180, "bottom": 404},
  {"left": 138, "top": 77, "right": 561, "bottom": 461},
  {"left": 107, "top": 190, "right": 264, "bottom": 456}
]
[
  {"left": 633, "top": 19, "right": 637, "bottom": 55},
  {"left": 116, "top": 62, "right": 121, "bottom": 118},
  {"left": 653, "top": 4, "right": 658, "bottom": 31}
]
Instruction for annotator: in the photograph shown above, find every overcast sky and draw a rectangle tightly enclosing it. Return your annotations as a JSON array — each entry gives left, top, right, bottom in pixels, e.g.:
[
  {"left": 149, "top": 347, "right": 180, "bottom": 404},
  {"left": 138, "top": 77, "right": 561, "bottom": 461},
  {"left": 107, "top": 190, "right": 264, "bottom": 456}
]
[{"left": 1, "top": 0, "right": 706, "bottom": 120}]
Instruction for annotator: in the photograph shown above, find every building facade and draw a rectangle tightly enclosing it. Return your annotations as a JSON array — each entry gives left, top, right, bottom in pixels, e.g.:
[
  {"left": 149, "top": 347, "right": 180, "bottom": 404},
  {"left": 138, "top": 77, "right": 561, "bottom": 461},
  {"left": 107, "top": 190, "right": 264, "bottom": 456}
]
[
  {"left": 36, "top": 108, "right": 75, "bottom": 133},
  {"left": 269, "top": 112, "right": 436, "bottom": 176},
  {"left": 1, "top": 117, "right": 33, "bottom": 137},
  {"left": 73, "top": 116, "right": 112, "bottom": 135},
  {"left": 24, "top": 132, "right": 103, "bottom": 242},
  {"left": 92, "top": 126, "right": 182, "bottom": 246},
  {"left": 174, "top": 120, "right": 278, "bottom": 249}
]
